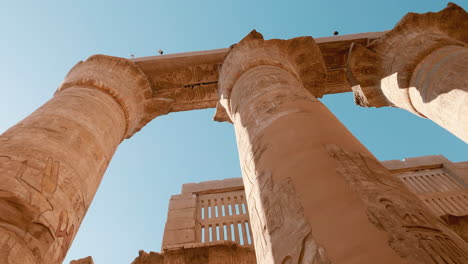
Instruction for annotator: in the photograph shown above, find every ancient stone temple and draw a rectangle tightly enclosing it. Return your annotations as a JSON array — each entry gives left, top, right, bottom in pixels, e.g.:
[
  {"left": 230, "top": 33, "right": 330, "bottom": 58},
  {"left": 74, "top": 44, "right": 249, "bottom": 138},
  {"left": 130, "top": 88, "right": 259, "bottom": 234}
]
[
  {"left": 130, "top": 155, "right": 468, "bottom": 264},
  {"left": 1, "top": 3, "right": 467, "bottom": 264},
  {"left": 73, "top": 155, "right": 468, "bottom": 263}
]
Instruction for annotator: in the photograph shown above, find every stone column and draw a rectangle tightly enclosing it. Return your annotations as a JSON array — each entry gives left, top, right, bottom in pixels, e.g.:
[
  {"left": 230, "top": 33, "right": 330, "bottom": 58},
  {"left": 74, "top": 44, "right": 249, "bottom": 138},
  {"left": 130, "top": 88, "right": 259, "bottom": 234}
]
[
  {"left": 0, "top": 55, "right": 164, "bottom": 264},
  {"left": 215, "top": 31, "right": 468, "bottom": 263},
  {"left": 347, "top": 3, "right": 468, "bottom": 142}
]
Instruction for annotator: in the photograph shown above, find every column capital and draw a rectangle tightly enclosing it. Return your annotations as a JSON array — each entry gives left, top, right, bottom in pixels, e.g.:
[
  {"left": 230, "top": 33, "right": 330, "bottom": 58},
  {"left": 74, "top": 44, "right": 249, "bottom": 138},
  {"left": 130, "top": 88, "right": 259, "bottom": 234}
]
[
  {"left": 56, "top": 55, "right": 172, "bottom": 138},
  {"left": 347, "top": 3, "right": 468, "bottom": 114},
  {"left": 214, "top": 30, "right": 327, "bottom": 122}
]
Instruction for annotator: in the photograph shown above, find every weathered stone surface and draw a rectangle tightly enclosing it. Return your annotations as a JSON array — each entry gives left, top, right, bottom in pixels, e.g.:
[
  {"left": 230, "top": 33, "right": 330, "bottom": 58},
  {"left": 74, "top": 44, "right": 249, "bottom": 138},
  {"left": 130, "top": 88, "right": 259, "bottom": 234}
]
[
  {"left": 58, "top": 55, "right": 171, "bottom": 138},
  {"left": 327, "top": 145, "right": 468, "bottom": 263},
  {"left": 132, "top": 32, "right": 384, "bottom": 114},
  {"left": 382, "top": 155, "right": 449, "bottom": 172},
  {"left": 1, "top": 4, "right": 467, "bottom": 263},
  {"left": 216, "top": 30, "right": 397, "bottom": 264},
  {"left": 162, "top": 178, "right": 253, "bottom": 252},
  {"left": 162, "top": 193, "right": 198, "bottom": 249},
  {"left": 215, "top": 31, "right": 333, "bottom": 263},
  {"left": 441, "top": 215, "right": 468, "bottom": 243},
  {"left": 0, "top": 55, "right": 154, "bottom": 264},
  {"left": 131, "top": 242, "right": 256, "bottom": 264},
  {"left": 70, "top": 256, "right": 94, "bottom": 264},
  {"left": 347, "top": 3, "right": 468, "bottom": 142},
  {"left": 163, "top": 229, "right": 196, "bottom": 246},
  {"left": 182, "top": 178, "right": 244, "bottom": 194},
  {"left": 216, "top": 29, "right": 468, "bottom": 264}
]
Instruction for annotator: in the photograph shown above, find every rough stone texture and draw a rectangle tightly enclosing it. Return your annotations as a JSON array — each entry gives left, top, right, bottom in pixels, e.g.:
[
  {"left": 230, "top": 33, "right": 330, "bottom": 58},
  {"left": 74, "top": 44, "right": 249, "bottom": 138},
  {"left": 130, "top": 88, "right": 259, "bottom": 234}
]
[
  {"left": 215, "top": 30, "right": 468, "bottom": 264},
  {"left": 447, "top": 162, "right": 468, "bottom": 185},
  {"left": 216, "top": 31, "right": 392, "bottom": 264},
  {"left": 328, "top": 145, "right": 468, "bottom": 263},
  {"left": 382, "top": 155, "right": 449, "bottom": 172},
  {"left": 442, "top": 215, "right": 468, "bottom": 243},
  {"left": 2, "top": 4, "right": 467, "bottom": 263},
  {"left": 131, "top": 242, "right": 256, "bottom": 264},
  {"left": 70, "top": 256, "right": 94, "bottom": 264},
  {"left": 72, "top": 156, "right": 468, "bottom": 263},
  {"left": 347, "top": 3, "right": 468, "bottom": 142},
  {"left": 58, "top": 55, "right": 172, "bottom": 138},
  {"left": 383, "top": 155, "right": 468, "bottom": 244},
  {"left": 162, "top": 178, "right": 253, "bottom": 251},
  {"left": 182, "top": 178, "right": 244, "bottom": 194},
  {"left": 0, "top": 55, "right": 155, "bottom": 264},
  {"left": 162, "top": 193, "right": 198, "bottom": 249},
  {"left": 132, "top": 32, "right": 384, "bottom": 114}
]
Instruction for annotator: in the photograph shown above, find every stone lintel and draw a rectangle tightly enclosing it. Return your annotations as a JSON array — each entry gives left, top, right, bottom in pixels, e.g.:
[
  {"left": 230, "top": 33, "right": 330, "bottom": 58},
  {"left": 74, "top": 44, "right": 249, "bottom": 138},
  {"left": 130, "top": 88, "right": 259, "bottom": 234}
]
[
  {"left": 382, "top": 155, "right": 450, "bottom": 173},
  {"left": 130, "top": 31, "right": 384, "bottom": 115},
  {"left": 181, "top": 178, "right": 244, "bottom": 194},
  {"left": 382, "top": 155, "right": 468, "bottom": 188}
]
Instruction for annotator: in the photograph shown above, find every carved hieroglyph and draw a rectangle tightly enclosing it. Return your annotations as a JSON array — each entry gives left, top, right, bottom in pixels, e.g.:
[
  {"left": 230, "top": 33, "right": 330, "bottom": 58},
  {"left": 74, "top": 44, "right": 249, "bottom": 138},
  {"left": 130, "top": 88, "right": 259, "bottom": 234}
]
[
  {"left": 215, "top": 30, "right": 468, "bottom": 264},
  {"left": 327, "top": 145, "right": 468, "bottom": 263},
  {"left": 215, "top": 30, "right": 332, "bottom": 264},
  {"left": 131, "top": 32, "right": 385, "bottom": 114},
  {"left": 347, "top": 3, "right": 468, "bottom": 142},
  {"left": 0, "top": 55, "right": 159, "bottom": 264}
]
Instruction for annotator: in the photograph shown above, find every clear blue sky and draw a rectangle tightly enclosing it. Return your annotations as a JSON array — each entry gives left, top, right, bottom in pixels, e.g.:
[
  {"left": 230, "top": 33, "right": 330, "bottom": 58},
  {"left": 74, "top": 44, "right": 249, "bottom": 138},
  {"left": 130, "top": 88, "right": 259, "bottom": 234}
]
[{"left": 0, "top": 0, "right": 466, "bottom": 263}]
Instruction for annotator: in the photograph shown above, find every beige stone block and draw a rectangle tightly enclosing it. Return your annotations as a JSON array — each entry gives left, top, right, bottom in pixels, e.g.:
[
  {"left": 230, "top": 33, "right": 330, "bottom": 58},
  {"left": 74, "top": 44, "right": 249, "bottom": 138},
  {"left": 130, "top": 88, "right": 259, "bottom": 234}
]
[
  {"left": 182, "top": 178, "right": 244, "bottom": 194},
  {"left": 162, "top": 228, "right": 195, "bottom": 246},
  {"left": 170, "top": 193, "right": 194, "bottom": 200},
  {"left": 168, "top": 197, "right": 196, "bottom": 211},
  {"left": 70, "top": 256, "right": 94, "bottom": 264},
  {"left": 164, "top": 219, "right": 196, "bottom": 231},
  {"left": 167, "top": 208, "right": 196, "bottom": 220}
]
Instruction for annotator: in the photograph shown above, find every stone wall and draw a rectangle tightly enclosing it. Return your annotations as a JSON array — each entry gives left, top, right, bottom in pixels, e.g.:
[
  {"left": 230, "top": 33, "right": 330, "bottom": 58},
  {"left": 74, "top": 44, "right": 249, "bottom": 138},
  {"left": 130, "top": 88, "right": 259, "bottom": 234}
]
[{"left": 131, "top": 242, "right": 256, "bottom": 264}]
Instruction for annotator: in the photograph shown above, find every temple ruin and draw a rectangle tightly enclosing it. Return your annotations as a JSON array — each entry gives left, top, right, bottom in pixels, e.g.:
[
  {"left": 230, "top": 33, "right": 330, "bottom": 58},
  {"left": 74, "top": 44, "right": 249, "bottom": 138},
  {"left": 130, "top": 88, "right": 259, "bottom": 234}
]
[{"left": 1, "top": 3, "right": 467, "bottom": 264}]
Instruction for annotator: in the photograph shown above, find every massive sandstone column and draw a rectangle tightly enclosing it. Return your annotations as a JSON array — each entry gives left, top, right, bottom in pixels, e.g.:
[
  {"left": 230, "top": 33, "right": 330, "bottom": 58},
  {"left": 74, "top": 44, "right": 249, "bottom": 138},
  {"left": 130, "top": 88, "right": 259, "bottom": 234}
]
[
  {"left": 347, "top": 3, "right": 468, "bottom": 142},
  {"left": 214, "top": 31, "right": 468, "bottom": 263},
  {"left": 0, "top": 55, "right": 167, "bottom": 264}
]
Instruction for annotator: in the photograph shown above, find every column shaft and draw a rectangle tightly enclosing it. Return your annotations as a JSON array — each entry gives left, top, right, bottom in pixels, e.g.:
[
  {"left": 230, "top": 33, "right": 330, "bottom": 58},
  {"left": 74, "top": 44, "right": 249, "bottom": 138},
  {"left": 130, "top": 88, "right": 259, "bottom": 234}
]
[
  {"left": 409, "top": 45, "right": 468, "bottom": 140},
  {"left": 231, "top": 65, "right": 402, "bottom": 263},
  {"left": 0, "top": 55, "right": 156, "bottom": 264},
  {"left": 347, "top": 3, "right": 468, "bottom": 142},
  {"left": 218, "top": 31, "right": 468, "bottom": 264},
  {"left": 0, "top": 87, "right": 125, "bottom": 263}
]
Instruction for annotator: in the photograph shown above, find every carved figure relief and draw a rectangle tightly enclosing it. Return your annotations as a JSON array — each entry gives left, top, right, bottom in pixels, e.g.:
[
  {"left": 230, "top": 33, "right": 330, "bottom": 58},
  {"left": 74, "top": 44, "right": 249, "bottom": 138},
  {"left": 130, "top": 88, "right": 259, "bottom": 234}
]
[
  {"left": 327, "top": 144, "right": 468, "bottom": 263},
  {"left": 241, "top": 150, "right": 330, "bottom": 264},
  {"left": 55, "top": 210, "right": 75, "bottom": 262}
]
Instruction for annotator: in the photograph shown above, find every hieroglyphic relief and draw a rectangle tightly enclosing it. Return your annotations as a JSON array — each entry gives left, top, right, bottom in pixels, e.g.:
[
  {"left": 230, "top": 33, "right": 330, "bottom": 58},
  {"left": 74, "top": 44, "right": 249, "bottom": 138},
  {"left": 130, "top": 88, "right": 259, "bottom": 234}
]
[
  {"left": 55, "top": 210, "right": 75, "bottom": 262},
  {"left": 155, "top": 83, "right": 217, "bottom": 101},
  {"left": 237, "top": 131, "right": 329, "bottom": 263},
  {"left": 0, "top": 150, "right": 88, "bottom": 264},
  {"left": 150, "top": 63, "right": 220, "bottom": 111},
  {"left": 17, "top": 158, "right": 58, "bottom": 195},
  {"left": 152, "top": 63, "right": 221, "bottom": 91},
  {"left": 327, "top": 144, "right": 468, "bottom": 263}
]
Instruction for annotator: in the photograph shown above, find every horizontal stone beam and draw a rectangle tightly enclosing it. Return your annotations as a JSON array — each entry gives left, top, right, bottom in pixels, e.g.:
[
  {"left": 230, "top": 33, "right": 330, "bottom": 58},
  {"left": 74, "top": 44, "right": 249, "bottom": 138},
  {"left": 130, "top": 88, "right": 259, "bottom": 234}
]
[{"left": 132, "top": 31, "right": 385, "bottom": 113}]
